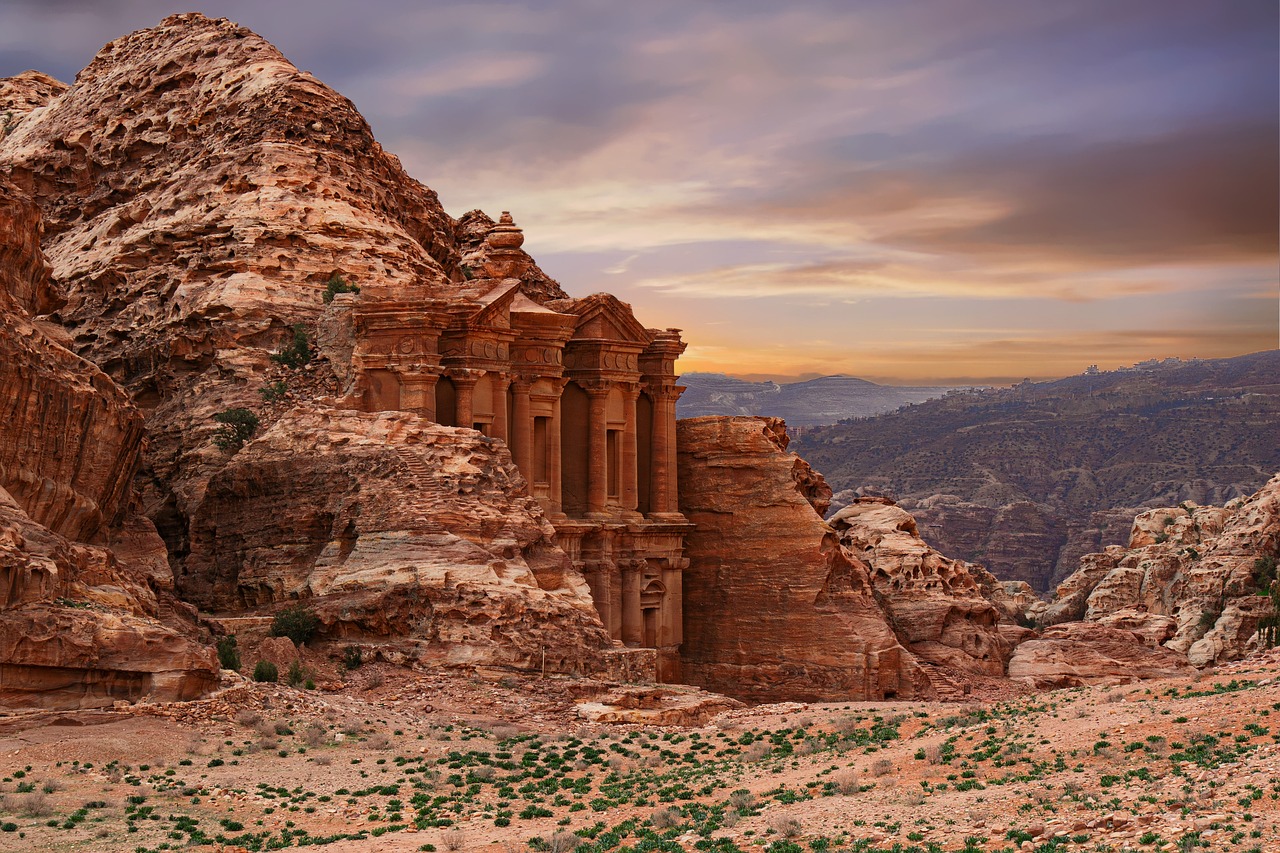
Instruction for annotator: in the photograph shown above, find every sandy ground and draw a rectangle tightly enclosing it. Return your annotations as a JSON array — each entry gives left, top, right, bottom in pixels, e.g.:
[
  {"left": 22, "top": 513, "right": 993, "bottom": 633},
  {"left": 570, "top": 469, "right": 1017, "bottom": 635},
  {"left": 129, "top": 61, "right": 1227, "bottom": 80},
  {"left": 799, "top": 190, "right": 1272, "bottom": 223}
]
[{"left": 1, "top": 650, "right": 1278, "bottom": 853}]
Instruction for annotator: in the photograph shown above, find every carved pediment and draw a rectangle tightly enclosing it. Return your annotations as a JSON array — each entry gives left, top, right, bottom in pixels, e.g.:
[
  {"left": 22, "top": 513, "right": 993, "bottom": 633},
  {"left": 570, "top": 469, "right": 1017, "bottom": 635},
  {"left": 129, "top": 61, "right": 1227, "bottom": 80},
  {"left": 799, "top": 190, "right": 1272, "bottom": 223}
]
[{"left": 560, "top": 293, "right": 653, "bottom": 345}]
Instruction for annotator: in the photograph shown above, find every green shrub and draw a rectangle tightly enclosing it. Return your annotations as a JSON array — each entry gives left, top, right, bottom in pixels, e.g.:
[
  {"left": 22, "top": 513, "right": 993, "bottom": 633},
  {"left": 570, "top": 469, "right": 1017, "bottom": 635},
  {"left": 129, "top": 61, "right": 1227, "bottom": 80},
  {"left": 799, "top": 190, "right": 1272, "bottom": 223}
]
[
  {"left": 215, "top": 635, "right": 240, "bottom": 671},
  {"left": 1254, "top": 555, "right": 1278, "bottom": 591},
  {"left": 342, "top": 645, "right": 364, "bottom": 671},
  {"left": 253, "top": 661, "right": 279, "bottom": 683},
  {"left": 212, "top": 408, "right": 259, "bottom": 451},
  {"left": 259, "top": 380, "right": 288, "bottom": 402},
  {"left": 271, "top": 605, "right": 320, "bottom": 646},
  {"left": 322, "top": 272, "right": 360, "bottom": 303},
  {"left": 287, "top": 660, "right": 306, "bottom": 687},
  {"left": 271, "top": 323, "right": 312, "bottom": 368}
]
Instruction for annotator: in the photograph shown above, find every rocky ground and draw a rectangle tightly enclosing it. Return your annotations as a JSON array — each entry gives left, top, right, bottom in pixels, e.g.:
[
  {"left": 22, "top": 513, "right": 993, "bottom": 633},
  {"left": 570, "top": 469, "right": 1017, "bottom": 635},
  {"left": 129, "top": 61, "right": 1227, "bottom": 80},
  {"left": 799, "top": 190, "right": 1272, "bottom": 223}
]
[{"left": 1, "top": 649, "right": 1277, "bottom": 853}]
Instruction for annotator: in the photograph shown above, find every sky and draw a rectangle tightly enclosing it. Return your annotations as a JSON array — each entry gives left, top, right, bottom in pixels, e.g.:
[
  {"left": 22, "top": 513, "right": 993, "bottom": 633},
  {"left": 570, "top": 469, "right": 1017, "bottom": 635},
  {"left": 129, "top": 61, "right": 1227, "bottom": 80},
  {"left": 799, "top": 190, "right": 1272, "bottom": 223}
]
[{"left": 1, "top": 1, "right": 1276, "bottom": 384}]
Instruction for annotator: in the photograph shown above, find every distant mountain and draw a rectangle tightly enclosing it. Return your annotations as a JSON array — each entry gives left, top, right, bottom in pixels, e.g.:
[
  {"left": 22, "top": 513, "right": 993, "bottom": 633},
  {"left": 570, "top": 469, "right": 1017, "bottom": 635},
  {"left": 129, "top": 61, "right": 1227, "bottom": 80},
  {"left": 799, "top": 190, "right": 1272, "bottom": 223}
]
[
  {"left": 794, "top": 351, "right": 1280, "bottom": 593},
  {"left": 676, "top": 373, "right": 959, "bottom": 426}
]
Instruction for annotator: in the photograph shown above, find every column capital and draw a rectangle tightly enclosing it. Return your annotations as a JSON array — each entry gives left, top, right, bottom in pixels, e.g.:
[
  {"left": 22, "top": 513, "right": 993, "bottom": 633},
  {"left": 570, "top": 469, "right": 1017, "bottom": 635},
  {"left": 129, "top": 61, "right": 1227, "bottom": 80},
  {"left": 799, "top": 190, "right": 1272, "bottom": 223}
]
[
  {"left": 445, "top": 367, "right": 482, "bottom": 387},
  {"left": 580, "top": 378, "right": 613, "bottom": 398}
]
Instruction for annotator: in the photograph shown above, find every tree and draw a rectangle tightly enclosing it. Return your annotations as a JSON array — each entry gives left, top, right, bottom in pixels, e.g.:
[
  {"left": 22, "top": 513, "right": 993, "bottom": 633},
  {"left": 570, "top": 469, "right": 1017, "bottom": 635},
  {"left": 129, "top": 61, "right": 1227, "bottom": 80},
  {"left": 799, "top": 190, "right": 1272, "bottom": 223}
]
[{"left": 212, "top": 408, "right": 259, "bottom": 451}]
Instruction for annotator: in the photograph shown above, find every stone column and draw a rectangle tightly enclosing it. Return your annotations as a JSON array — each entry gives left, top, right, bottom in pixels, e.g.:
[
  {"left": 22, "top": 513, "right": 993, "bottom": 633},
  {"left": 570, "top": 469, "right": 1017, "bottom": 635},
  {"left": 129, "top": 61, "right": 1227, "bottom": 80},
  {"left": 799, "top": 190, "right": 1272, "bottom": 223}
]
[
  {"left": 648, "top": 385, "right": 676, "bottom": 515},
  {"left": 584, "top": 381, "right": 610, "bottom": 517},
  {"left": 664, "top": 386, "right": 684, "bottom": 512},
  {"left": 451, "top": 371, "right": 478, "bottom": 430},
  {"left": 621, "top": 561, "right": 643, "bottom": 647},
  {"left": 548, "top": 382, "right": 565, "bottom": 518},
  {"left": 621, "top": 384, "right": 640, "bottom": 518},
  {"left": 661, "top": 560, "right": 684, "bottom": 647},
  {"left": 510, "top": 378, "right": 533, "bottom": 479},
  {"left": 490, "top": 373, "right": 509, "bottom": 442},
  {"left": 399, "top": 370, "right": 439, "bottom": 422}
]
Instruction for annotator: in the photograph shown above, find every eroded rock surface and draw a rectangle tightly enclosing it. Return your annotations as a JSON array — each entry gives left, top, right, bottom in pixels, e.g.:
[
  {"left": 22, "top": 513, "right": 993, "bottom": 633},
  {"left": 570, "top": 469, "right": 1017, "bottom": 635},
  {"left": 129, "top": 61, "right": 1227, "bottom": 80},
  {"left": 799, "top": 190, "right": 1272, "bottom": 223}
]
[
  {"left": 676, "top": 417, "right": 931, "bottom": 702},
  {"left": 830, "top": 497, "right": 1023, "bottom": 676},
  {"left": 0, "top": 177, "right": 216, "bottom": 710},
  {"left": 1042, "top": 474, "right": 1280, "bottom": 666},
  {"left": 0, "top": 12, "right": 470, "bottom": 569},
  {"left": 182, "top": 406, "right": 613, "bottom": 674}
]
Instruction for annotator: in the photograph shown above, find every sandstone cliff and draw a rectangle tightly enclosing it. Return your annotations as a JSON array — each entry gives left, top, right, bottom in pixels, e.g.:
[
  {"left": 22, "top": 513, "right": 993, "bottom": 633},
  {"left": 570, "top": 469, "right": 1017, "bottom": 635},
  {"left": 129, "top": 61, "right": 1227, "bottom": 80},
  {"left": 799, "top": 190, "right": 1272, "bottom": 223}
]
[
  {"left": 182, "top": 406, "right": 613, "bottom": 673},
  {"left": 0, "top": 174, "right": 217, "bottom": 710},
  {"left": 1040, "top": 474, "right": 1280, "bottom": 667},
  {"left": 676, "top": 417, "right": 933, "bottom": 702}
]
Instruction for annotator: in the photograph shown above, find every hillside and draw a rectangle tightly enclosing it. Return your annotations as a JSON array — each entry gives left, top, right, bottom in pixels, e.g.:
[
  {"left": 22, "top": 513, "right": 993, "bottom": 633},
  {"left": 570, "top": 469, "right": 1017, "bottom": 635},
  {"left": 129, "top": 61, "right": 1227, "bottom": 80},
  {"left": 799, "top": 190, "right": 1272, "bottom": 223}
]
[
  {"left": 677, "top": 372, "right": 957, "bottom": 426},
  {"left": 795, "top": 351, "right": 1280, "bottom": 591}
]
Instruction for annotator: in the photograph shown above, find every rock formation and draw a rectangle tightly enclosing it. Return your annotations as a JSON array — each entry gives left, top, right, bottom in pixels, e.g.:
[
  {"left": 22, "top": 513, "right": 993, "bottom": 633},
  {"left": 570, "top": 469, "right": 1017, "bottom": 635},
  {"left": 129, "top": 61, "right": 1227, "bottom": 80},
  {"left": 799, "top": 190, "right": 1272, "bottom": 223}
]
[
  {"left": 1040, "top": 475, "right": 1280, "bottom": 667},
  {"left": 676, "top": 417, "right": 933, "bottom": 702},
  {"left": 1006, "top": 622, "right": 1191, "bottom": 688},
  {"left": 0, "top": 174, "right": 217, "bottom": 710},
  {"left": 829, "top": 497, "right": 1029, "bottom": 678},
  {"left": 0, "top": 12, "right": 468, "bottom": 572},
  {"left": 182, "top": 405, "right": 614, "bottom": 673}
]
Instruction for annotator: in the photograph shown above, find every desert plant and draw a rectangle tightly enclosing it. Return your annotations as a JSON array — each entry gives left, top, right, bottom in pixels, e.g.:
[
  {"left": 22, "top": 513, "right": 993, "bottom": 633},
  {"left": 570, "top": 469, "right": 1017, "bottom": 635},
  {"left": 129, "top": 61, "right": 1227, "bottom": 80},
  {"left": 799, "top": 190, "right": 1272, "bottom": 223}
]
[
  {"left": 212, "top": 408, "right": 259, "bottom": 451},
  {"left": 271, "top": 323, "right": 312, "bottom": 368},
  {"left": 253, "top": 661, "right": 279, "bottom": 683},
  {"left": 342, "top": 645, "right": 364, "bottom": 671},
  {"left": 287, "top": 659, "right": 306, "bottom": 687},
  {"left": 270, "top": 604, "right": 320, "bottom": 646},
  {"left": 259, "top": 380, "right": 288, "bottom": 402},
  {"left": 215, "top": 635, "right": 240, "bottom": 671},
  {"left": 322, "top": 272, "right": 360, "bottom": 303}
]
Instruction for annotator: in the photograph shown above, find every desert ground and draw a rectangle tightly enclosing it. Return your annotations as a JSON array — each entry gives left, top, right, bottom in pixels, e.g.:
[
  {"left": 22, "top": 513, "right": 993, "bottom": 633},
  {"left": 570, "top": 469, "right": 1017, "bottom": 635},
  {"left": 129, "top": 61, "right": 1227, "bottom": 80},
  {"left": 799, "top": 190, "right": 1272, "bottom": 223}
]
[{"left": 2, "top": 649, "right": 1278, "bottom": 853}]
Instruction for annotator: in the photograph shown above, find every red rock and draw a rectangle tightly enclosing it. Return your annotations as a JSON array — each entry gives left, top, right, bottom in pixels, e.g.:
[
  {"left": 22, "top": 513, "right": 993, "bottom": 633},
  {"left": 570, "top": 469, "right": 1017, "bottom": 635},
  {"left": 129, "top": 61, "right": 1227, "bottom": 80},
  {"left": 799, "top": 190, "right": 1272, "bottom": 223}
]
[
  {"left": 1007, "top": 622, "right": 1192, "bottom": 688},
  {"left": 830, "top": 497, "right": 1018, "bottom": 675},
  {"left": 181, "top": 405, "right": 614, "bottom": 674},
  {"left": 676, "top": 417, "right": 931, "bottom": 702},
  {"left": 0, "top": 174, "right": 217, "bottom": 710}
]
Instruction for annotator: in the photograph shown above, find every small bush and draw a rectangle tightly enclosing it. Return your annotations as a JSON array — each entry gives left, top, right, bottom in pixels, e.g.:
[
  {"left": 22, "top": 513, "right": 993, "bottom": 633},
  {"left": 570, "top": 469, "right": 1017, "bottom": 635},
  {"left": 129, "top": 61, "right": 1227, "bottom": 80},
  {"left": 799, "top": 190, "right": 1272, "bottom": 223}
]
[
  {"left": 271, "top": 605, "right": 320, "bottom": 646},
  {"left": 342, "top": 645, "right": 364, "bottom": 671},
  {"left": 253, "top": 661, "right": 279, "bottom": 683},
  {"left": 271, "top": 323, "right": 312, "bottom": 368},
  {"left": 259, "top": 380, "right": 288, "bottom": 402},
  {"left": 212, "top": 408, "right": 259, "bottom": 451},
  {"left": 216, "top": 635, "right": 240, "bottom": 671},
  {"left": 322, "top": 272, "right": 360, "bottom": 303},
  {"left": 287, "top": 660, "right": 306, "bottom": 687}
]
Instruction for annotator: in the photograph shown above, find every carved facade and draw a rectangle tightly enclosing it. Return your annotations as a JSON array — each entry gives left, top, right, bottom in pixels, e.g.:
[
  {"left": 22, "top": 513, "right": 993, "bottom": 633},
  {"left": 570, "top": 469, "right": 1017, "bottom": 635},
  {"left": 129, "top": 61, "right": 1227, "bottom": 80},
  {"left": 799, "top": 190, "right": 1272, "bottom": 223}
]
[{"left": 338, "top": 213, "right": 691, "bottom": 680}]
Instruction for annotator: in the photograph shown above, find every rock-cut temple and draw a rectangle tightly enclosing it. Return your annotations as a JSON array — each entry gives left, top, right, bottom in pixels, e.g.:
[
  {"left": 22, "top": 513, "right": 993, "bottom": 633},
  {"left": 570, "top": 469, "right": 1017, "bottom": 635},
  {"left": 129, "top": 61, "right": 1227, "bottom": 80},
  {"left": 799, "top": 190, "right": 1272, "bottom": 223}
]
[{"left": 327, "top": 213, "right": 691, "bottom": 681}]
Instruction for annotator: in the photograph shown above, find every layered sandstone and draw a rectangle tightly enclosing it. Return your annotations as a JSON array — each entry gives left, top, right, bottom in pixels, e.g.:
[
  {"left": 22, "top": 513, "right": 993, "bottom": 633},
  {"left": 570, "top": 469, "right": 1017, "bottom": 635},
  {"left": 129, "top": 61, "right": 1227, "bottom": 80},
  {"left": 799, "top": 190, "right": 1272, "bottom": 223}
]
[
  {"left": 182, "top": 405, "right": 614, "bottom": 673},
  {"left": 829, "top": 497, "right": 1025, "bottom": 677},
  {"left": 1006, "top": 622, "right": 1191, "bottom": 688},
  {"left": 1042, "top": 474, "right": 1280, "bottom": 666},
  {"left": 0, "top": 13, "right": 471, "bottom": 567},
  {"left": 677, "top": 417, "right": 931, "bottom": 702},
  {"left": 0, "top": 177, "right": 217, "bottom": 709}
]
